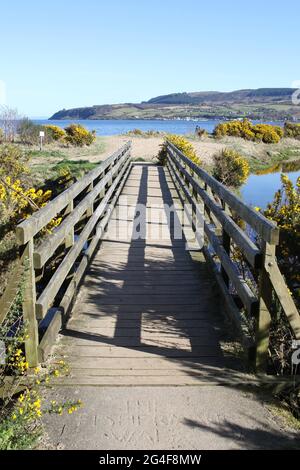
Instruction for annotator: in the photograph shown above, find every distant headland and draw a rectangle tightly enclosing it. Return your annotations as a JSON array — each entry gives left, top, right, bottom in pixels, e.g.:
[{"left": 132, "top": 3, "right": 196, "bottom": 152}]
[{"left": 50, "top": 88, "right": 300, "bottom": 121}]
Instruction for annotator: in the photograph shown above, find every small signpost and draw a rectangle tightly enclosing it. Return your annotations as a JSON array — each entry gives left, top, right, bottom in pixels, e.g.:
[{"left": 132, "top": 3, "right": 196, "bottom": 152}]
[{"left": 39, "top": 130, "right": 45, "bottom": 151}]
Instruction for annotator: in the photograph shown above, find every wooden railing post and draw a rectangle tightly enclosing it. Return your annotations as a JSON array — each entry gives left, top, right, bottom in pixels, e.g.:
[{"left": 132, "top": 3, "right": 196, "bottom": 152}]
[
  {"left": 86, "top": 182, "right": 94, "bottom": 218},
  {"left": 64, "top": 201, "right": 75, "bottom": 249},
  {"left": 254, "top": 241, "right": 275, "bottom": 372},
  {"left": 20, "top": 238, "right": 39, "bottom": 367},
  {"left": 221, "top": 201, "right": 231, "bottom": 288}
]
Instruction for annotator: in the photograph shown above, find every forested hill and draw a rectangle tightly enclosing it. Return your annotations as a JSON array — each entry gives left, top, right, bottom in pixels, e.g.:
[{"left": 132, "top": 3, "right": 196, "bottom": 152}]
[
  {"left": 50, "top": 88, "right": 300, "bottom": 121},
  {"left": 145, "top": 88, "right": 296, "bottom": 105}
]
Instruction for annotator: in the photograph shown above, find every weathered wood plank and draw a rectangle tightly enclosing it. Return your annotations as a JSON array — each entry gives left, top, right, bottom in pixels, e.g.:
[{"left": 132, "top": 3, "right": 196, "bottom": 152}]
[
  {"left": 0, "top": 260, "right": 24, "bottom": 325},
  {"left": 61, "top": 345, "right": 222, "bottom": 359},
  {"left": 38, "top": 309, "right": 62, "bottom": 362}
]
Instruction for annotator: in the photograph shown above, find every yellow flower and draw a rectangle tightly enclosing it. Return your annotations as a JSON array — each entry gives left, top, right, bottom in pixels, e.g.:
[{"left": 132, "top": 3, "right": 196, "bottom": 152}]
[
  {"left": 33, "top": 399, "right": 41, "bottom": 409},
  {"left": 18, "top": 394, "right": 25, "bottom": 403}
]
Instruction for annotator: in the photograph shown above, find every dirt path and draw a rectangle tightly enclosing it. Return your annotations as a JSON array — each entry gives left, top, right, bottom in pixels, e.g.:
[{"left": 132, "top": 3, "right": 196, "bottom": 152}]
[
  {"left": 42, "top": 386, "right": 299, "bottom": 450},
  {"left": 87, "top": 136, "right": 224, "bottom": 165}
]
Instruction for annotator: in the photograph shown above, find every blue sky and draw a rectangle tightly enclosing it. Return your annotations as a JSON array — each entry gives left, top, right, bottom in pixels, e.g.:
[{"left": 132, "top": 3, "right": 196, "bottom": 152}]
[{"left": 1, "top": 0, "right": 299, "bottom": 117}]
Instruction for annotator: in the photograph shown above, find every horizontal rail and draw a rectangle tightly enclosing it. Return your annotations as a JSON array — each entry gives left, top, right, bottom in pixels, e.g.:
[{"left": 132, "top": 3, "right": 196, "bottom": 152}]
[
  {"left": 16, "top": 142, "right": 131, "bottom": 245},
  {"left": 167, "top": 153, "right": 258, "bottom": 315},
  {"left": 33, "top": 151, "right": 129, "bottom": 269},
  {"left": 58, "top": 161, "right": 132, "bottom": 319},
  {"left": 35, "top": 155, "right": 131, "bottom": 318},
  {"left": 167, "top": 141, "right": 279, "bottom": 244},
  {"left": 167, "top": 151, "right": 262, "bottom": 268}
]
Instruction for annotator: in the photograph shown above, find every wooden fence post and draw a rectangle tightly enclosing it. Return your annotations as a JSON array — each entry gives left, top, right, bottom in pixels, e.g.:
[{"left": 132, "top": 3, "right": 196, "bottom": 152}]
[
  {"left": 20, "top": 238, "right": 39, "bottom": 367},
  {"left": 86, "top": 182, "right": 94, "bottom": 218},
  {"left": 64, "top": 201, "right": 75, "bottom": 249},
  {"left": 255, "top": 241, "right": 275, "bottom": 372},
  {"left": 221, "top": 201, "right": 231, "bottom": 288}
]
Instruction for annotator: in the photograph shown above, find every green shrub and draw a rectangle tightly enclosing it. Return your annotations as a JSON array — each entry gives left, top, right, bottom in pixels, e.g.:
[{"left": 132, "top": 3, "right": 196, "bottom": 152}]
[
  {"left": 18, "top": 118, "right": 45, "bottom": 145},
  {"left": 212, "top": 148, "right": 250, "bottom": 187},
  {"left": 284, "top": 122, "right": 300, "bottom": 139},
  {"left": 64, "top": 124, "right": 95, "bottom": 147},
  {"left": 0, "top": 128, "right": 3, "bottom": 143}
]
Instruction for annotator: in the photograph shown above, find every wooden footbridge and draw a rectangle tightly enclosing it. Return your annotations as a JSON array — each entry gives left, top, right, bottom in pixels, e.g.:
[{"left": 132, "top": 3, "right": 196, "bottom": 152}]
[{"left": 1, "top": 142, "right": 300, "bottom": 385}]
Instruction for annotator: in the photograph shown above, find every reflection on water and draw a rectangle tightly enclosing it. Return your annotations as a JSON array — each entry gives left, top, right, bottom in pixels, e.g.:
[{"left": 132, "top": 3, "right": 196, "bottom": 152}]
[{"left": 241, "top": 164, "right": 300, "bottom": 208}]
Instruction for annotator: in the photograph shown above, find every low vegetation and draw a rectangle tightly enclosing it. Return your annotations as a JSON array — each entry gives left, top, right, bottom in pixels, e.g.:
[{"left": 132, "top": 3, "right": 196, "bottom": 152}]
[
  {"left": 284, "top": 122, "right": 300, "bottom": 139},
  {"left": 0, "top": 295, "right": 82, "bottom": 449},
  {"left": 124, "top": 128, "right": 163, "bottom": 137},
  {"left": 0, "top": 142, "right": 86, "bottom": 449}
]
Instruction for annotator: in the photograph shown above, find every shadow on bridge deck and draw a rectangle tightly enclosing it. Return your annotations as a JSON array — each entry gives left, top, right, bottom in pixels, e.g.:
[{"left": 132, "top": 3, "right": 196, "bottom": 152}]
[{"left": 53, "top": 164, "right": 242, "bottom": 385}]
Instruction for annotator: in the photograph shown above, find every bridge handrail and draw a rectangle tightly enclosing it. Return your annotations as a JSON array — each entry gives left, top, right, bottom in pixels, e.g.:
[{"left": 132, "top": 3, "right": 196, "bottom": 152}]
[
  {"left": 1, "top": 142, "right": 132, "bottom": 366},
  {"left": 166, "top": 141, "right": 300, "bottom": 371},
  {"left": 16, "top": 142, "right": 131, "bottom": 245}
]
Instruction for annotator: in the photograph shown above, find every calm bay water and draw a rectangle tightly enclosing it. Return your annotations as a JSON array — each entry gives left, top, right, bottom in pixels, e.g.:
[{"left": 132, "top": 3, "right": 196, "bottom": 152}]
[
  {"left": 34, "top": 118, "right": 283, "bottom": 137},
  {"left": 34, "top": 118, "right": 221, "bottom": 135},
  {"left": 241, "top": 170, "right": 300, "bottom": 208}
]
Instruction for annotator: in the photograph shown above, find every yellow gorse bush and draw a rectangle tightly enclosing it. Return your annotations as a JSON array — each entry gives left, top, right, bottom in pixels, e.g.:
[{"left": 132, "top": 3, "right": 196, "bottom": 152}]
[
  {"left": 45, "top": 124, "right": 66, "bottom": 141},
  {"left": 263, "top": 174, "right": 300, "bottom": 307},
  {"left": 0, "top": 177, "right": 61, "bottom": 231},
  {"left": 0, "top": 144, "right": 62, "bottom": 230},
  {"left": 65, "top": 124, "right": 96, "bottom": 147},
  {"left": 158, "top": 134, "right": 201, "bottom": 166},
  {"left": 212, "top": 148, "right": 250, "bottom": 187},
  {"left": 213, "top": 119, "right": 284, "bottom": 144}
]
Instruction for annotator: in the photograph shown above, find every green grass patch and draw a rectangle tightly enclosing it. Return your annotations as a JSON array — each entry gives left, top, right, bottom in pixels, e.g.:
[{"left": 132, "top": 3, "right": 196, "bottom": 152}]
[
  {"left": 52, "top": 159, "right": 98, "bottom": 178},
  {"left": 28, "top": 149, "right": 67, "bottom": 159}
]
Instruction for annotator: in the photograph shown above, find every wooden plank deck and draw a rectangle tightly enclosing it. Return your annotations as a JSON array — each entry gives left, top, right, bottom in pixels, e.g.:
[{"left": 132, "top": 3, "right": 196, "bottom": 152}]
[{"left": 52, "top": 164, "right": 227, "bottom": 385}]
